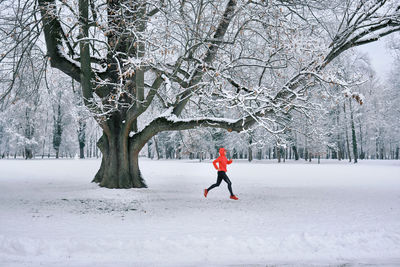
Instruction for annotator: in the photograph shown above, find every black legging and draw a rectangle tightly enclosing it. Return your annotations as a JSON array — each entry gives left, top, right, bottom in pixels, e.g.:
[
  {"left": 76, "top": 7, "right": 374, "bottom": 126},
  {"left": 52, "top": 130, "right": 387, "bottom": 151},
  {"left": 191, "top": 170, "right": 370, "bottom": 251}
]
[{"left": 207, "top": 171, "right": 234, "bottom": 196}]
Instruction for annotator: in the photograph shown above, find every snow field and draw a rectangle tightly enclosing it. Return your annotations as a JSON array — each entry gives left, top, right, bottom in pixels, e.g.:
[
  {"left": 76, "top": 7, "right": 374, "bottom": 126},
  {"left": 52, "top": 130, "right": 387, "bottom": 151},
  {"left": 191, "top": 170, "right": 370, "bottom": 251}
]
[{"left": 0, "top": 159, "right": 400, "bottom": 266}]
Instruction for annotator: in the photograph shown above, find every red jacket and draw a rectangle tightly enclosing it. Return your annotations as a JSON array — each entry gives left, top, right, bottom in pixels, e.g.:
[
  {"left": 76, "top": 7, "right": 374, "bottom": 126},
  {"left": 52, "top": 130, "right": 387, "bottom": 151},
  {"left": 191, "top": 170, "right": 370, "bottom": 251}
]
[{"left": 213, "top": 148, "right": 232, "bottom": 172}]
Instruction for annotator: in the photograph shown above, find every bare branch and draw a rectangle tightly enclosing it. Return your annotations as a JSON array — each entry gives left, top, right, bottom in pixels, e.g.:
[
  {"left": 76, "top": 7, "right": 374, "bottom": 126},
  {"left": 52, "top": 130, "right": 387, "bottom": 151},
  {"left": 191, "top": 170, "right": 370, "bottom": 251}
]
[{"left": 38, "top": 0, "right": 81, "bottom": 82}]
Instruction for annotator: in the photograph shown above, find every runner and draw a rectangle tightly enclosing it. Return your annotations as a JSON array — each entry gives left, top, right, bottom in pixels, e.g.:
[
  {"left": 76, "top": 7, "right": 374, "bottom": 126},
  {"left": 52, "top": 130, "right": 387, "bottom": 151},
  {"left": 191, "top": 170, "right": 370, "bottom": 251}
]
[{"left": 204, "top": 148, "right": 238, "bottom": 200}]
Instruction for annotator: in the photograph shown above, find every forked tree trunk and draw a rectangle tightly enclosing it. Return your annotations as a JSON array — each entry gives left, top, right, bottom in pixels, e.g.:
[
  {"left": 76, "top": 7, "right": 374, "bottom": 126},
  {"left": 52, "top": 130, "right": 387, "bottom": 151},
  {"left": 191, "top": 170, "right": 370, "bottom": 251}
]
[
  {"left": 93, "top": 114, "right": 147, "bottom": 188},
  {"left": 92, "top": 130, "right": 146, "bottom": 188}
]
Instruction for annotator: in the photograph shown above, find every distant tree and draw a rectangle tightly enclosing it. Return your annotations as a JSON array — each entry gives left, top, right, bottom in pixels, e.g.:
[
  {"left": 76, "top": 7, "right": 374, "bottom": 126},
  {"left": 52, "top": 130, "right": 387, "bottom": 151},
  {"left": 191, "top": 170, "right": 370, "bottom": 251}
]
[
  {"left": 52, "top": 92, "right": 63, "bottom": 158},
  {"left": 72, "top": 80, "right": 87, "bottom": 159}
]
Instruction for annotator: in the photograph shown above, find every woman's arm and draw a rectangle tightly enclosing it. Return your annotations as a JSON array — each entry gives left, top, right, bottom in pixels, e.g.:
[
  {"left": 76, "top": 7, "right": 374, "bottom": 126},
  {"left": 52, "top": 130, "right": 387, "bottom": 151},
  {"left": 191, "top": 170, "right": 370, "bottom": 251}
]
[{"left": 213, "top": 158, "right": 220, "bottom": 170}]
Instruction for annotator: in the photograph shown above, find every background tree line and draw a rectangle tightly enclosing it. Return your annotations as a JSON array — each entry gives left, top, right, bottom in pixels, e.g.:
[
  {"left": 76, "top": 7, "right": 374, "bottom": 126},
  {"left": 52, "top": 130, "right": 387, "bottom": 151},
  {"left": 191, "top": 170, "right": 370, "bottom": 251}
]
[{"left": 1, "top": 46, "right": 399, "bottom": 162}]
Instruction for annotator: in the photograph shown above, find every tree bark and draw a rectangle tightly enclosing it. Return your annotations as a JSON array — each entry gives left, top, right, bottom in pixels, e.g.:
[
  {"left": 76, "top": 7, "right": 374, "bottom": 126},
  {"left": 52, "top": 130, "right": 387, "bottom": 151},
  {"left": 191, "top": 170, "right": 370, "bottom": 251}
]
[
  {"left": 304, "top": 118, "right": 308, "bottom": 161},
  {"left": 257, "top": 149, "right": 262, "bottom": 160},
  {"left": 283, "top": 147, "right": 286, "bottom": 162},
  {"left": 53, "top": 103, "right": 62, "bottom": 159},
  {"left": 336, "top": 105, "right": 343, "bottom": 161},
  {"left": 358, "top": 118, "right": 364, "bottom": 159},
  {"left": 248, "top": 136, "right": 253, "bottom": 162},
  {"left": 154, "top": 136, "right": 160, "bottom": 160},
  {"left": 25, "top": 148, "right": 33, "bottom": 159},
  {"left": 343, "top": 102, "right": 352, "bottom": 162},
  {"left": 92, "top": 128, "right": 146, "bottom": 188},
  {"left": 349, "top": 99, "right": 358, "bottom": 163},
  {"left": 292, "top": 145, "right": 299, "bottom": 160},
  {"left": 78, "top": 120, "right": 86, "bottom": 159},
  {"left": 276, "top": 145, "right": 281, "bottom": 163}
]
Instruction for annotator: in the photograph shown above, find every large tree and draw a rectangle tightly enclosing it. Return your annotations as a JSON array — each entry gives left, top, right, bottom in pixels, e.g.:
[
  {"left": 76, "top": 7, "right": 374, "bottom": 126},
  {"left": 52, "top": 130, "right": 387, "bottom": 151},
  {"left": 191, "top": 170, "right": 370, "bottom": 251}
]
[{"left": 1, "top": 0, "right": 399, "bottom": 188}]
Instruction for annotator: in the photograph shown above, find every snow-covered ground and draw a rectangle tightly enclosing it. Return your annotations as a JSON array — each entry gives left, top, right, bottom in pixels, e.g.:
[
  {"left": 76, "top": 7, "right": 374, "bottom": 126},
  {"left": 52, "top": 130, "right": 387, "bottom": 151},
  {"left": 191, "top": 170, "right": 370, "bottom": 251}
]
[{"left": 0, "top": 158, "right": 399, "bottom": 266}]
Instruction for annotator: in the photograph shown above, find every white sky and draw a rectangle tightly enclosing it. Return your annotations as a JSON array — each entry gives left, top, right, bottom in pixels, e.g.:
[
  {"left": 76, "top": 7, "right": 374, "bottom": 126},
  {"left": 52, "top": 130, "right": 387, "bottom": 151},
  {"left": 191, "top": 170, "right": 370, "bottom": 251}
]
[{"left": 356, "top": 36, "right": 394, "bottom": 81}]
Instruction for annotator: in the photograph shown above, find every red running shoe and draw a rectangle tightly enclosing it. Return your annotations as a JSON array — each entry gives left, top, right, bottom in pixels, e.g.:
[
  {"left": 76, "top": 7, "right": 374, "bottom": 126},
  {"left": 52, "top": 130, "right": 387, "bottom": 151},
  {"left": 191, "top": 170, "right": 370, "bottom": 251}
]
[
  {"left": 230, "top": 195, "right": 239, "bottom": 200},
  {"left": 204, "top": 189, "right": 208, "bottom": 198}
]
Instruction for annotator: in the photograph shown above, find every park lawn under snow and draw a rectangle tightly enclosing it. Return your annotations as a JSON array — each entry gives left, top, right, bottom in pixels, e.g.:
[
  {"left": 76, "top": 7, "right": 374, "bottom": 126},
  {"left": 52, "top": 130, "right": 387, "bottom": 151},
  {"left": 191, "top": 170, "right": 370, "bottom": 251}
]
[{"left": 0, "top": 158, "right": 399, "bottom": 266}]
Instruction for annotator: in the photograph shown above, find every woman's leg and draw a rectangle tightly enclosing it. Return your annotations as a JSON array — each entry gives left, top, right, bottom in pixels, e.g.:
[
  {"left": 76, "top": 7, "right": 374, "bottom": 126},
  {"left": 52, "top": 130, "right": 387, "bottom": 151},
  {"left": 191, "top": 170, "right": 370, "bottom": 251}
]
[
  {"left": 207, "top": 172, "right": 223, "bottom": 191},
  {"left": 221, "top": 172, "right": 234, "bottom": 196}
]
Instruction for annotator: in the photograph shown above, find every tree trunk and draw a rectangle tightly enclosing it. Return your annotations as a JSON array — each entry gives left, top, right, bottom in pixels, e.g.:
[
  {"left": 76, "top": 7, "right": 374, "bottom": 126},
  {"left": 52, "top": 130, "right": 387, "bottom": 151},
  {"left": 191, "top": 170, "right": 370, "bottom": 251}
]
[
  {"left": 41, "top": 139, "right": 46, "bottom": 159},
  {"left": 78, "top": 120, "right": 86, "bottom": 159},
  {"left": 89, "top": 138, "right": 93, "bottom": 158},
  {"left": 380, "top": 142, "right": 384, "bottom": 159},
  {"left": 390, "top": 141, "right": 393, "bottom": 159},
  {"left": 79, "top": 145, "right": 85, "bottom": 159},
  {"left": 358, "top": 118, "right": 364, "bottom": 160},
  {"left": 147, "top": 140, "right": 153, "bottom": 158},
  {"left": 349, "top": 99, "right": 358, "bottom": 163},
  {"left": 25, "top": 147, "right": 33, "bottom": 159},
  {"left": 24, "top": 107, "right": 35, "bottom": 160},
  {"left": 336, "top": 104, "right": 342, "bottom": 161},
  {"left": 304, "top": 147, "right": 308, "bottom": 161},
  {"left": 257, "top": 149, "right": 262, "bottom": 160},
  {"left": 292, "top": 145, "right": 299, "bottom": 160},
  {"left": 248, "top": 136, "right": 253, "bottom": 162},
  {"left": 154, "top": 136, "right": 160, "bottom": 160},
  {"left": 304, "top": 117, "right": 309, "bottom": 161},
  {"left": 283, "top": 147, "right": 286, "bottom": 162},
  {"left": 233, "top": 148, "right": 238, "bottom": 159},
  {"left": 53, "top": 103, "right": 63, "bottom": 159},
  {"left": 248, "top": 146, "right": 253, "bottom": 162},
  {"left": 276, "top": 146, "right": 281, "bottom": 163},
  {"left": 92, "top": 127, "right": 146, "bottom": 188},
  {"left": 343, "top": 102, "right": 352, "bottom": 162}
]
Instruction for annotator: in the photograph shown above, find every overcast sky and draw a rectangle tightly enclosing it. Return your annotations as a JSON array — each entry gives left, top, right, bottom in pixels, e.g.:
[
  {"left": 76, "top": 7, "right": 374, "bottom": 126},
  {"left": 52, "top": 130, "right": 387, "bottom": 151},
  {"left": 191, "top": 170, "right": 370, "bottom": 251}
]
[{"left": 356, "top": 36, "right": 394, "bottom": 81}]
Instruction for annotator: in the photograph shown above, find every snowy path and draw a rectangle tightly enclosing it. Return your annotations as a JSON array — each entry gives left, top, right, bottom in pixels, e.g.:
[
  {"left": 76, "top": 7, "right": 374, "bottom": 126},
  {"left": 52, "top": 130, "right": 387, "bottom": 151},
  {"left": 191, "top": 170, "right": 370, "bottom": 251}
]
[{"left": 0, "top": 159, "right": 400, "bottom": 266}]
